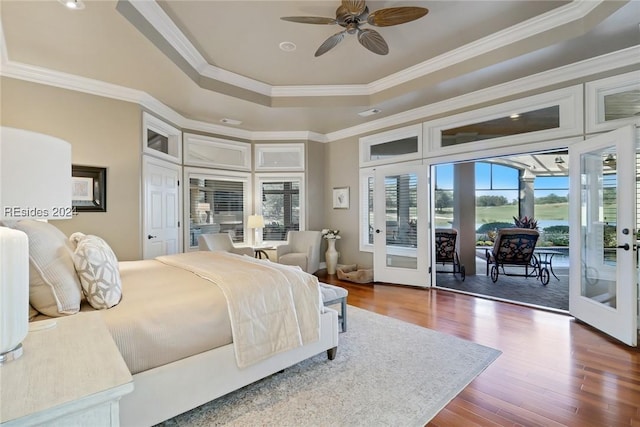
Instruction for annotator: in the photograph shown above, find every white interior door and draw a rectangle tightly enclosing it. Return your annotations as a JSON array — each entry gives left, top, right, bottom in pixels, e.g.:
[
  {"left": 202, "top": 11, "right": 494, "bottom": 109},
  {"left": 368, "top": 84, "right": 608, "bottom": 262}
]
[
  {"left": 569, "top": 125, "right": 637, "bottom": 346},
  {"left": 373, "top": 163, "right": 429, "bottom": 286},
  {"left": 143, "top": 155, "right": 181, "bottom": 259}
]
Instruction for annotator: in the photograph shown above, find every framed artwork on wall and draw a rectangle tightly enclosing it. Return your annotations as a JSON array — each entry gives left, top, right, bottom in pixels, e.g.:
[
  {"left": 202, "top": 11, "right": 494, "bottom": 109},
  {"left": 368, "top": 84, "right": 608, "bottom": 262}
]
[
  {"left": 333, "top": 186, "right": 350, "bottom": 209},
  {"left": 71, "top": 165, "right": 106, "bottom": 212}
]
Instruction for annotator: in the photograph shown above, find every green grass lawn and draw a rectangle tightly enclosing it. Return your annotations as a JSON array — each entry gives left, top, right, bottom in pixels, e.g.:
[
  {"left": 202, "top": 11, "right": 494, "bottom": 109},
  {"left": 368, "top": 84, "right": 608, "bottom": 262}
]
[{"left": 435, "top": 203, "right": 569, "bottom": 227}]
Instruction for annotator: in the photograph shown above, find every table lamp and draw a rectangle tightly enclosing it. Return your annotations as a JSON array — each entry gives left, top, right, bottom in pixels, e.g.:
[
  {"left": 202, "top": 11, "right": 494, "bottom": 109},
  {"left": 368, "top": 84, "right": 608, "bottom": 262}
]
[
  {"left": 0, "top": 127, "right": 72, "bottom": 364},
  {"left": 247, "top": 214, "right": 265, "bottom": 246}
]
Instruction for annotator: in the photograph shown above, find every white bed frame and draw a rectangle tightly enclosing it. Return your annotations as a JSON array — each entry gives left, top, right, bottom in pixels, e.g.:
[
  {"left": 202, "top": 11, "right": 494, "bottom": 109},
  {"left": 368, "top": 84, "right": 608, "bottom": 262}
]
[{"left": 119, "top": 308, "right": 339, "bottom": 426}]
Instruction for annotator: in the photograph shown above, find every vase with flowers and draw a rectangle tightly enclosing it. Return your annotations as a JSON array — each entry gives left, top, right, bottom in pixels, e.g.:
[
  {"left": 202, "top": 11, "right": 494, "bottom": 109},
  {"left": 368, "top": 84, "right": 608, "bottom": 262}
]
[{"left": 322, "top": 229, "right": 341, "bottom": 275}]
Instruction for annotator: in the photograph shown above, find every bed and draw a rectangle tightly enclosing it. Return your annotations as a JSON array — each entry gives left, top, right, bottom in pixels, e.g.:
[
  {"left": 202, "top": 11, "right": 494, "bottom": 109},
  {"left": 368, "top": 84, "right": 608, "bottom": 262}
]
[{"left": 10, "top": 220, "right": 339, "bottom": 427}]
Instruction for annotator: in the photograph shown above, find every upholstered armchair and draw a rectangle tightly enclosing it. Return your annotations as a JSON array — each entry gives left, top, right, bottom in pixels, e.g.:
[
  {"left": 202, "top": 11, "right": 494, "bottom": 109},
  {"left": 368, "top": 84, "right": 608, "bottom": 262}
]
[
  {"left": 276, "top": 230, "right": 322, "bottom": 274},
  {"left": 198, "top": 233, "right": 254, "bottom": 257}
]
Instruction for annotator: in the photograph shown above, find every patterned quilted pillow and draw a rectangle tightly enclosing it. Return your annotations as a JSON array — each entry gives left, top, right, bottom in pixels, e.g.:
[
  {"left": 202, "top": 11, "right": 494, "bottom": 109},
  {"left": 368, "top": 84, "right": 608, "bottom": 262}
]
[{"left": 70, "top": 232, "right": 122, "bottom": 309}]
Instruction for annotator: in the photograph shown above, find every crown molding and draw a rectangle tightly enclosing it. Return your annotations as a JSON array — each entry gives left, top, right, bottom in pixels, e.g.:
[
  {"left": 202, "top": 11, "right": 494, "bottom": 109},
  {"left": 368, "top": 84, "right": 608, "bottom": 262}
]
[
  {"left": 2, "top": 13, "right": 637, "bottom": 145},
  {"left": 325, "top": 45, "right": 640, "bottom": 142},
  {"left": 127, "top": 0, "right": 273, "bottom": 96},
  {"left": 370, "top": 0, "right": 603, "bottom": 92},
  {"left": 126, "top": 0, "right": 608, "bottom": 100},
  {"left": 127, "top": 0, "right": 207, "bottom": 74},
  {"left": 271, "top": 85, "right": 370, "bottom": 98},
  {"left": 251, "top": 131, "right": 328, "bottom": 143}
]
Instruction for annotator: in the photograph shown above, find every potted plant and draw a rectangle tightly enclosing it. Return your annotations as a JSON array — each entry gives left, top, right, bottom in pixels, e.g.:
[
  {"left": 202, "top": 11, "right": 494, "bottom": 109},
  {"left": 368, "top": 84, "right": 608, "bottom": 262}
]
[{"left": 513, "top": 216, "right": 538, "bottom": 230}]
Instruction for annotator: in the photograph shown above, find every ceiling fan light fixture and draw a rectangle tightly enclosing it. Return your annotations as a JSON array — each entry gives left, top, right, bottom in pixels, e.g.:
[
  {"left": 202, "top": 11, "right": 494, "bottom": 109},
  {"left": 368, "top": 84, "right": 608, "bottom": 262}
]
[
  {"left": 59, "top": 0, "right": 85, "bottom": 10},
  {"left": 281, "top": 1, "right": 428, "bottom": 56}
]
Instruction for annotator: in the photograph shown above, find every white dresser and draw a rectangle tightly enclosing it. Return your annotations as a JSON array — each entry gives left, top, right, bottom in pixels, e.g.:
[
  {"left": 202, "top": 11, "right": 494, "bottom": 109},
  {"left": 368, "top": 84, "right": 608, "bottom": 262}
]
[{"left": 0, "top": 312, "right": 133, "bottom": 426}]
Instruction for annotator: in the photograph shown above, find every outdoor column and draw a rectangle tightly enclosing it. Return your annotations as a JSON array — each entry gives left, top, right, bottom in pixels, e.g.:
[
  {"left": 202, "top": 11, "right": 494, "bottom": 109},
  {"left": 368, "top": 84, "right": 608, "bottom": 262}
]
[
  {"left": 453, "top": 163, "right": 476, "bottom": 275},
  {"left": 519, "top": 172, "right": 535, "bottom": 220}
]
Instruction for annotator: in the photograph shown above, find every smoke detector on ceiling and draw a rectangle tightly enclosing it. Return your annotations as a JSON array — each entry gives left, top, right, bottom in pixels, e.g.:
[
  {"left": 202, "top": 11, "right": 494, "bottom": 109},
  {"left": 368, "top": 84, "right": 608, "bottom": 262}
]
[
  {"left": 279, "top": 42, "right": 297, "bottom": 52},
  {"left": 358, "top": 108, "right": 382, "bottom": 117},
  {"left": 220, "top": 118, "right": 242, "bottom": 126}
]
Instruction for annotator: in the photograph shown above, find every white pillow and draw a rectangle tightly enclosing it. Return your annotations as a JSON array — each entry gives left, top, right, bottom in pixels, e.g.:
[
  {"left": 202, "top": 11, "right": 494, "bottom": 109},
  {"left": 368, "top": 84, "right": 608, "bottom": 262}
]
[
  {"left": 12, "top": 220, "right": 82, "bottom": 317},
  {"left": 70, "top": 233, "right": 122, "bottom": 309}
]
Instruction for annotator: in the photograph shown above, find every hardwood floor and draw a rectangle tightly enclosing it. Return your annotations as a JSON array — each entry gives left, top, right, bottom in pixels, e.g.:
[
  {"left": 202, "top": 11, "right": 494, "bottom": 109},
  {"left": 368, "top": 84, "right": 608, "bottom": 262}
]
[{"left": 316, "top": 272, "right": 640, "bottom": 426}]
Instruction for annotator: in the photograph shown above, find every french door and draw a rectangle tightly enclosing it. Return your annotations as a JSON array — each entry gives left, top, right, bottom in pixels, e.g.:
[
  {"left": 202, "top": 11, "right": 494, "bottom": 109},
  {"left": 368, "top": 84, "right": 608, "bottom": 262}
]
[
  {"left": 569, "top": 125, "right": 638, "bottom": 346},
  {"left": 373, "top": 163, "right": 429, "bottom": 286}
]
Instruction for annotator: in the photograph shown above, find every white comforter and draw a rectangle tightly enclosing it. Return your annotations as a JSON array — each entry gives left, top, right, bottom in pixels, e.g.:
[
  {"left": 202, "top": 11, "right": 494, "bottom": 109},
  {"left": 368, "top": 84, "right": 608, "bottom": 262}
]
[{"left": 156, "top": 252, "right": 320, "bottom": 368}]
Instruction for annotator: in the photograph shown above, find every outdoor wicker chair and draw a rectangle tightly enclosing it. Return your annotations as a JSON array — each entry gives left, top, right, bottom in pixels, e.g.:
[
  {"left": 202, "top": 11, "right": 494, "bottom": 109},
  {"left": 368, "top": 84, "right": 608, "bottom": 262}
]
[
  {"left": 435, "top": 228, "right": 465, "bottom": 280},
  {"left": 485, "top": 228, "right": 549, "bottom": 285}
]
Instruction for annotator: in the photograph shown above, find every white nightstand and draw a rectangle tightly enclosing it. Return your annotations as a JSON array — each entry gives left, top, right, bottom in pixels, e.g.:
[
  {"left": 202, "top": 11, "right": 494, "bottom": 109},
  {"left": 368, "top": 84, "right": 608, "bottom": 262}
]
[{"left": 0, "top": 312, "right": 133, "bottom": 426}]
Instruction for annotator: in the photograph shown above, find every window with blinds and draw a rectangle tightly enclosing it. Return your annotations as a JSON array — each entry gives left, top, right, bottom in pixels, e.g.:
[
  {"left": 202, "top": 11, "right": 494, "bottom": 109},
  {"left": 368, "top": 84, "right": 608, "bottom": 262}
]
[
  {"left": 384, "top": 173, "right": 418, "bottom": 247},
  {"left": 189, "top": 177, "right": 245, "bottom": 245},
  {"left": 367, "top": 176, "right": 374, "bottom": 244},
  {"left": 359, "top": 170, "right": 375, "bottom": 251},
  {"left": 258, "top": 175, "right": 303, "bottom": 241}
]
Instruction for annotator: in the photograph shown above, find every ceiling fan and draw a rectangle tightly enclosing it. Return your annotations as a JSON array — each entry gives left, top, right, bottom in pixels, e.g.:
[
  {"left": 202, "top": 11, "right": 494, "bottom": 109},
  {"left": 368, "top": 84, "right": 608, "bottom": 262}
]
[{"left": 280, "top": 0, "right": 429, "bottom": 57}]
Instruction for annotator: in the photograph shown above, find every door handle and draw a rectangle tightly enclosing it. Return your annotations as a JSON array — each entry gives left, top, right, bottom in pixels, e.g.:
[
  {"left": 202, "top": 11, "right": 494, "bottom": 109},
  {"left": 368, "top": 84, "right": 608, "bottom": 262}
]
[
  {"left": 617, "top": 243, "right": 630, "bottom": 251},
  {"left": 148, "top": 235, "right": 157, "bottom": 240}
]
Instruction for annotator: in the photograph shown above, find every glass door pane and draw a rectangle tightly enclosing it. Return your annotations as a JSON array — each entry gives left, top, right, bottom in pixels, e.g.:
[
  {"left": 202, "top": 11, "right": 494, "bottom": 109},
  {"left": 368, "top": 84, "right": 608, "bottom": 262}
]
[
  {"left": 569, "top": 125, "right": 637, "bottom": 346},
  {"left": 579, "top": 148, "right": 617, "bottom": 307},
  {"left": 384, "top": 173, "right": 418, "bottom": 269},
  {"left": 374, "top": 163, "right": 428, "bottom": 286}
]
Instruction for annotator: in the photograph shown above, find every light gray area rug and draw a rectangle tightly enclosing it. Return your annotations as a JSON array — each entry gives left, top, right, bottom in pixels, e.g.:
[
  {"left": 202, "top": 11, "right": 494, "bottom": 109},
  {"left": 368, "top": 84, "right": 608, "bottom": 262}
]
[{"left": 159, "top": 306, "right": 501, "bottom": 427}]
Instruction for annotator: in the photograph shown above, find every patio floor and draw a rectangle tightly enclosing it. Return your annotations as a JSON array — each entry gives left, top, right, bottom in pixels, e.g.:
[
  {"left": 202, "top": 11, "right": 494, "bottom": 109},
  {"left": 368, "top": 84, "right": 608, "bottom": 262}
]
[{"left": 434, "top": 255, "right": 569, "bottom": 311}]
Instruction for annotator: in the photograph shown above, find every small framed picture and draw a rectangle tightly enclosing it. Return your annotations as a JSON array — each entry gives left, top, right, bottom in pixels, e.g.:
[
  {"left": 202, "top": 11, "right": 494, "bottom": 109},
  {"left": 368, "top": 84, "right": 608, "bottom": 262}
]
[
  {"left": 72, "top": 165, "right": 106, "bottom": 212},
  {"left": 332, "top": 186, "right": 350, "bottom": 209}
]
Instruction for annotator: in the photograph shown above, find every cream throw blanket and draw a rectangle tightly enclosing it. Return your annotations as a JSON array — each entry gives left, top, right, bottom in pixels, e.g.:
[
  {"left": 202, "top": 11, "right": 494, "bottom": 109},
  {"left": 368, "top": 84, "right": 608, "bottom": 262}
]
[{"left": 156, "top": 252, "right": 320, "bottom": 368}]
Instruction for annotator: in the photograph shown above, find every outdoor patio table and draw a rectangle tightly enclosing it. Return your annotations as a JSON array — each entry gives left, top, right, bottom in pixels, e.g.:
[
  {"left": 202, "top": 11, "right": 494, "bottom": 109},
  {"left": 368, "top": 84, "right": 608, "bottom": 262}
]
[{"left": 534, "top": 249, "right": 562, "bottom": 281}]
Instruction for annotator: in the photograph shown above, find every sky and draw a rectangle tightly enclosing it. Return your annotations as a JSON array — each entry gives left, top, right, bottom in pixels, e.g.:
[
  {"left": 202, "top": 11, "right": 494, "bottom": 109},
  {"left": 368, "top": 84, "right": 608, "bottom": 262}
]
[{"left": 435, "top": 162, "right": 569, "bottom": 200}]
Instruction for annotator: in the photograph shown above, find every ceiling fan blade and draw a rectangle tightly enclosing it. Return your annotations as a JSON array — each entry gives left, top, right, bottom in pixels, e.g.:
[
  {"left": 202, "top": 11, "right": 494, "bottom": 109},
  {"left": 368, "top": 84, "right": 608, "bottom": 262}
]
[
  {"left": 341, "top": 0, "right": 366, "bottom": 17},
  {"left": 315, "top": 30, "right": 347, "bottom": 57},
  {"left": 367, "top": 7, "right": 429, "bottom": 27},
  {"left": 357, "top": 28, "right": 389, "bottom": 55},
  {"left": 280, "top": 16, "right": 337, "bottom": 25}
]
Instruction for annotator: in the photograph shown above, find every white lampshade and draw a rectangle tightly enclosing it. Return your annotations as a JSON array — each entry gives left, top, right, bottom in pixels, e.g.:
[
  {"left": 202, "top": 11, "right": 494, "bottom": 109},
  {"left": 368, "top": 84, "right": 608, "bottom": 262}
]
[
  {"left": 247, "top": 215, "right": 265, "bottom": 246},
  {"left": 1, "top": 127, "right": 72, "bottom": 220},
  {"left": 0, "top": 127, "right": 73, "bottom": 364},
  {"left": 247, "top": 215, "right": 265, "bottom": 229},
  {"left": 0, "top": 227, "right": 28, "bottom": 362}
]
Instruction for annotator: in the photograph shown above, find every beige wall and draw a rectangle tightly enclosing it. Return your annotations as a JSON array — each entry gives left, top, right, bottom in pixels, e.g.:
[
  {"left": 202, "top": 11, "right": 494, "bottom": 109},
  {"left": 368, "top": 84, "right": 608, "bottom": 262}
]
[
  {"left": 305, "top": 140, "right": 326, "bottom": 232},
  {"left": 1, "top": 77, "right": 142, "bottom": 260},
  {"left": 324, "top": 135, "right": 373, "bottom": 268}
]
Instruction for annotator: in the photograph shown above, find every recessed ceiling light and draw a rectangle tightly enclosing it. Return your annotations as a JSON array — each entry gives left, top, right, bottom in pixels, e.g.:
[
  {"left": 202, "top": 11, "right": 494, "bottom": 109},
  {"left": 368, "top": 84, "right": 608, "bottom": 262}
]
[
  {"left": 220, "top": 118, "right": 242, "bottom": 126},
  {"left": 279, "top": 42, "right": 297, "bottom": 52},
  {"left": 510, "top": 113, "right": 520, "bottom": 119},
  {"left": 358, "top": 108, "right": 382, "bottom": 117},
  {"left": 59, "top": 0, "right": 85, "bottom": 10}
]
